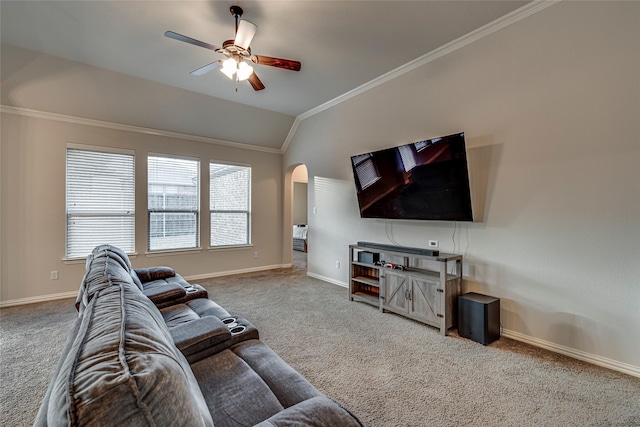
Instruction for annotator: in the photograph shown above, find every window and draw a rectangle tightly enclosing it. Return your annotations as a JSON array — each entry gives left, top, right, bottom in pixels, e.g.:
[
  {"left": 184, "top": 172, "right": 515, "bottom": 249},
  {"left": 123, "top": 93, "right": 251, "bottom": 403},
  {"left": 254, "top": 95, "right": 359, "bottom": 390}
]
[
  {"left": 352, "top": 153, "right": 380, "bottom": 190},
  {"left": 398, "top": 145, "right": 417, "bottom": 172},
  {"left": 66, "top": 146, "right": 135, "bottom": 258},
  {"left": 148, "top": 155, "right": 200, "bottom": 251},
  {"left": 210, "top": 162, "right": 251, "bottom": 247}
]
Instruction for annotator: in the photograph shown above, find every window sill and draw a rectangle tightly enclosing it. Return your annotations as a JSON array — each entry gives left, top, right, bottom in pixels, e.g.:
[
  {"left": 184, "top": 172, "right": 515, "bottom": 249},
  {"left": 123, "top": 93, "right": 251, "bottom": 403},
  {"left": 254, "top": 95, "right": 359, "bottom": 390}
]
[
  {"left": 145, "top": 248, "right": 203, "bottom": 257},
  {"left": 207, "top": 244, "right": 253, "bottom": 252}
]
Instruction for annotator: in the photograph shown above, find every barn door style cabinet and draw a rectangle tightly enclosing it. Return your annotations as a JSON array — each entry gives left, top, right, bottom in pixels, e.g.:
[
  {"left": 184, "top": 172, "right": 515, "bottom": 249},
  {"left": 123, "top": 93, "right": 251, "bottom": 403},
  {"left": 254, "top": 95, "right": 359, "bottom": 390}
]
[{"left": 349, "top": 244, "right": 462, "bottom": 336}]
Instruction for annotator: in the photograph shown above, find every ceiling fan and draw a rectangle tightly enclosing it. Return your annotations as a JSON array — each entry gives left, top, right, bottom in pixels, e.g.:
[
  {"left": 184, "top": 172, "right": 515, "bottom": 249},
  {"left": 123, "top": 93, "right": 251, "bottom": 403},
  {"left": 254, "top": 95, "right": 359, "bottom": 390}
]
[{"left": 165, "top": 5, "right": 301, "bottom": 91}]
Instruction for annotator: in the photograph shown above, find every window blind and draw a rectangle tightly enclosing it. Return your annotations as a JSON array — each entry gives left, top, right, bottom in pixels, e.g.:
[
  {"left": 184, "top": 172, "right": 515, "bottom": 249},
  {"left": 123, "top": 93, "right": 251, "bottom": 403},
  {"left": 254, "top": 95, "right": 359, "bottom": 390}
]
[
  {"left": 66, "top": 147, "right": 135, "bottom": 258},
  {"left": 398, "top": 144, "right": 417, "bottom": 172},
  {"left": 148, "top": 155, "right": 200, "bottom": 251},
  {"left": 210, "top": 163, "right": 251, "bottom": 247},
  {"left": 352, "top": 154, "right": 380, "bottom": 190}
]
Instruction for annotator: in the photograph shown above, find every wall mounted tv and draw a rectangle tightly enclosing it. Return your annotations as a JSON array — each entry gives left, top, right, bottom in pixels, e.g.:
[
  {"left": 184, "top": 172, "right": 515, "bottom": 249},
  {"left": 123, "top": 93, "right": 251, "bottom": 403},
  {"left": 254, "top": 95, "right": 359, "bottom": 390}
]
[{"left": 350, "top": 132, "right": 473, "bottom": 221}]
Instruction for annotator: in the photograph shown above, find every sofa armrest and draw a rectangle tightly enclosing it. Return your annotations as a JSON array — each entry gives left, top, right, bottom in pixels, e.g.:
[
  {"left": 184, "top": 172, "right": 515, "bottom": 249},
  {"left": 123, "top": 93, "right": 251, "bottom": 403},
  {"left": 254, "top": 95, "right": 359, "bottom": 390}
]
[
  {"left": 134, "top": 266, "right": 176, "bottom": 283},
  {"left": 142, "top": 280, "right": 186, "bottom": 305},
  {"left": 170, "top": 316, "right": 232, "bottom": 361}
]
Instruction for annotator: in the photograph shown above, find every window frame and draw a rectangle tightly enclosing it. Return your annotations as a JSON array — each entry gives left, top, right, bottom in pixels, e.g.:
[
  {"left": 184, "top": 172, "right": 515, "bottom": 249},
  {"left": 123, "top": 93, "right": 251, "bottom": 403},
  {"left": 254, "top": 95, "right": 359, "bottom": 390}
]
[
  {"left": 209, "top": 160, "right": 252, "bottom": 248},
  {"left": 147, "top": 153, "right": 201, "bottom": 252},
  {"left": 65, "top": 143, "right": 135, "bottom": 260},
  {"left": 352, "top": 153, "right": 381, "bottom": 191}
]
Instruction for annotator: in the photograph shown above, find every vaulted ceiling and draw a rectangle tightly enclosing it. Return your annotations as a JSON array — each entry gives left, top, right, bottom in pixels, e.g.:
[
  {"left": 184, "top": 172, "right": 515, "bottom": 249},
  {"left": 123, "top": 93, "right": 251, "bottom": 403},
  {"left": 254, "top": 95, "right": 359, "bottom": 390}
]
[{"left": 1, "top": 1, "right": 529, "bottom": 151}]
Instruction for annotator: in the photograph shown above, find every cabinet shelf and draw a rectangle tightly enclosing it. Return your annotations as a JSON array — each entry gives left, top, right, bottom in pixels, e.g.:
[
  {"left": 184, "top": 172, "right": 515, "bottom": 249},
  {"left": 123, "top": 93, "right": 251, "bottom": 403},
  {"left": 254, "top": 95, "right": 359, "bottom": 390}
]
[
  {"left": 352, "top": 291, "right": 380, "bottom": 305},
  {"left": 352, "top": 275, "right": 380, "bottom": 287}
]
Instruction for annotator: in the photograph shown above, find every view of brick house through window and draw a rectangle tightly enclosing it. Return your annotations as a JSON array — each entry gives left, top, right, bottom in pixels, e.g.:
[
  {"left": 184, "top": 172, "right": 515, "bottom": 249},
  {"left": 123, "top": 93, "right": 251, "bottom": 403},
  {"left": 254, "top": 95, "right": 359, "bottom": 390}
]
[
  {"left": 148, "top": 155, "right": 200, "bottom": 251},
  {"left": 210, "top": 162, "right": 251, "bottom": 247}
]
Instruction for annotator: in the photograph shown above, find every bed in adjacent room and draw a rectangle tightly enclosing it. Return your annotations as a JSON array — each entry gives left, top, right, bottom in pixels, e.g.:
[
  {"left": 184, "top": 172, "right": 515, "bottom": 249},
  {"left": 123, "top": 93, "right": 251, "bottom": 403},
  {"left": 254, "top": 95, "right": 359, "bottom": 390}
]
[{"left": 293, "top": 224, "right": 308, "bottom": 252}]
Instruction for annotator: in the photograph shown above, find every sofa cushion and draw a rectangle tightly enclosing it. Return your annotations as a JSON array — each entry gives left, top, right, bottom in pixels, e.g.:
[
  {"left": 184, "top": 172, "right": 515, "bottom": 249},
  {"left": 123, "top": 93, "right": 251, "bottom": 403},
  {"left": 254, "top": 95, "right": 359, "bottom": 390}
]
[
  {"left": 232, "top": 340, "right": 321, "bottom": 408},
  {"left": 186, "top": 297, "right": 231, "bottom": 319},
  {"left": 254, "top": 396, "right": 365, "bottom": 427},
  {"left": 190, "top": 346, "right": 286, "bottom": 427},
  {"left": 36, "top": 280, "right": 214, "bottom": 427}
]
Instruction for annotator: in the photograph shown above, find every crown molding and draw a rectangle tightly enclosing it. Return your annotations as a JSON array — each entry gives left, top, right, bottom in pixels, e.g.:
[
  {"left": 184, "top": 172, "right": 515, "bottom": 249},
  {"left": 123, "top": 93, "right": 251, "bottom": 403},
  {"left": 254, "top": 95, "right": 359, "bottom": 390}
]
[
  {"left": 0, "top": 105, "right": 282, "bottom": 155},
  {"left": 281, "top": 0, "right": 559, "bottom": 152}
]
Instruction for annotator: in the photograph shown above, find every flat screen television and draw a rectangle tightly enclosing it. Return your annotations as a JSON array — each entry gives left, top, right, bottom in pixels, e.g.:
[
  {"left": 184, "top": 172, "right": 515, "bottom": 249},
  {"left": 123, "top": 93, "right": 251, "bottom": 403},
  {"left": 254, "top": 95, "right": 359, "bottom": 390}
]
[{"left": 350, "top": 132, "right": 473, "bottom": 221}]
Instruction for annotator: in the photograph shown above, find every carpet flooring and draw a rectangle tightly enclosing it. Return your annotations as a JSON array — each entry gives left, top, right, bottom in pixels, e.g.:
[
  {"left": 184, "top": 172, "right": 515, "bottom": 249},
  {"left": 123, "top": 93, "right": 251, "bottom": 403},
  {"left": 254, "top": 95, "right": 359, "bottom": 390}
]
[{"left": 1, "top": 252, "right": 639, "bottom": 426}]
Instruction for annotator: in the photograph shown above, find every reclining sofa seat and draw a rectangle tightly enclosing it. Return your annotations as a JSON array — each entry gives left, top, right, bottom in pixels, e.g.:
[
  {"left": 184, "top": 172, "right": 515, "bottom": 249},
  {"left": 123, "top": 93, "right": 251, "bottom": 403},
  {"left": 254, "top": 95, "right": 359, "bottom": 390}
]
[
  {"left": 35, "top": 245, "right": 364, "bottom": 427},
  {"left": 36, "top": 245, "right": 214, "bottom": 426},
  {"left": 74, "top": 244, "right": 208, "bottom": 311}
]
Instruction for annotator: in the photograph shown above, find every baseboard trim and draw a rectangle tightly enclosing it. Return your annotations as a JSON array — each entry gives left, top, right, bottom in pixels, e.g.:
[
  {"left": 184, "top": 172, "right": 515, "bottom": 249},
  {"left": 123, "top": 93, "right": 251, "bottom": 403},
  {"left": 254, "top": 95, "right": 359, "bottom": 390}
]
[
  {"left": 184, "top": 264, "right": 291, "bottom": 282},
  {"left": 0, "top": 291, "right": 77, "bottom": 308},
  {"left": 307, "top": 272, "right": 348, "bottom": 288},
  {"left": 306, "top": 274, "right": 639, "bottom": 379},
  {"left": 0, "top": 264, "right": 292, "bottom": 308},
  {"left": 502, "top": 329, "right": 640, "bottom": 378}
]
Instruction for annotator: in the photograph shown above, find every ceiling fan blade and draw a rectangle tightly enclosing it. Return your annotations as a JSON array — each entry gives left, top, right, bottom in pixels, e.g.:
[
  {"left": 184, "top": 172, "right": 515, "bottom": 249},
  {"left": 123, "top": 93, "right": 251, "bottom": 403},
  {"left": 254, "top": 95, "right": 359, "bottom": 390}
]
[
  {"left": 248, "top": 72, "right": 265, "bottom": 91},
  {"left": 235, "top": 20, "right": 257, "bottom": 50},
  {"left": 190, "top": 60, "right": 222, "bottom": 76},
  {"left": 164, "top": 31, "right": 220, "bottom": 52},
  {"left": 251, "top": 55, "right": 301, "bottom": 72}
]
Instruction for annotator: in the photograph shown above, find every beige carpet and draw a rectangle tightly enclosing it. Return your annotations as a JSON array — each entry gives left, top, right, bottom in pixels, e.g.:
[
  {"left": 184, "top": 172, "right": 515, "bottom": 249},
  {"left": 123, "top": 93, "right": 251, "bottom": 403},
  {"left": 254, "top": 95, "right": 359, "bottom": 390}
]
[{"left": 2, "top": 254, "right": 639, "bottom": 426}]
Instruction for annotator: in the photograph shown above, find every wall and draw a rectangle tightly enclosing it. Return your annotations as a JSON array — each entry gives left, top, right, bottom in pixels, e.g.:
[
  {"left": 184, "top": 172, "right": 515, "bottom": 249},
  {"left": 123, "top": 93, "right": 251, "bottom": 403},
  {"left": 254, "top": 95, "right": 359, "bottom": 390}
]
[
  {"left": 284, "top": 2, "right": 640, "bottom": 373},
  {"left": 293, "top": 183, "right": 308, "bottom": 225},
  {"left": 292, "top": 164, "right": 308, "bottom": 225},
  {"left": 1, "top": 111, "right": 284, "bottom": 304}
]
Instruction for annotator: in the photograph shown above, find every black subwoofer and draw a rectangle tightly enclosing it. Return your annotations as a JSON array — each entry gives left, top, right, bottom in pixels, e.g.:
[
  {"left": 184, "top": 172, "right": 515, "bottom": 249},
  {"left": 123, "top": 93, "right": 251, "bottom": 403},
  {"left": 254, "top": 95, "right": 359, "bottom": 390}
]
[{"left": 458, "top": 292, "right": 500, "bottom": 345}]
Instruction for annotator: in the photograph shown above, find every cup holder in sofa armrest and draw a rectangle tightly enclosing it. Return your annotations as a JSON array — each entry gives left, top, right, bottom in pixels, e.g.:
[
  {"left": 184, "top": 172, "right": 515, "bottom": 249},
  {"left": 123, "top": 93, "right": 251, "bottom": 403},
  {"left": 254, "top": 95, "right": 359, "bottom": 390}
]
[
  {"left": 222, "top": 315, "right": 259, "bottom": 343},
  {"left": 169, "top": 316, "right": 231, "bottom": 359},
  {"left": 221, "top": 317, "right": 246, "bottom": 335}
]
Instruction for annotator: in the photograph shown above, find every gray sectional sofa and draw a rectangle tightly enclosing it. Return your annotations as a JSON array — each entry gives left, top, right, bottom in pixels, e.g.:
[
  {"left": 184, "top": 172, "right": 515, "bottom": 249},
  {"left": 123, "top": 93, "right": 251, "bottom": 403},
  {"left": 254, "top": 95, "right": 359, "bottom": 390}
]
[{"left": 35, "top": 245, "right": 363, "bottom": 426}]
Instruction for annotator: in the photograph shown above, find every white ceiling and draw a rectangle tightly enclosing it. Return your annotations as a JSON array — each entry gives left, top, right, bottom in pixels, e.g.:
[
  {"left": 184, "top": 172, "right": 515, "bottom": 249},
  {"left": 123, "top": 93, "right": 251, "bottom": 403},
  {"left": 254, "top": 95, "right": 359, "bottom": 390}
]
[{"left": 1, "top": 1, "right": 529, "bottom": 149}]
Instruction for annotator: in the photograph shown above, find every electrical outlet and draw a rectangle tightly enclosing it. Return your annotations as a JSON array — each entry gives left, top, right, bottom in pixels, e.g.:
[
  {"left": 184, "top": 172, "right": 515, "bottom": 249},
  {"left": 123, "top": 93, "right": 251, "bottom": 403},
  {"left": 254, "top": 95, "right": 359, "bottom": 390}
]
[
  {"left": 335, "top": 261, "right": 340, "bottom": 269},
  {"left": 253, "top": 251, "right": 258, "bottom": 258},
  {"left": 50, "top": 271, "right": 59, "bottom": 280},
  {"left": 428, "top": 240, "right": 439, "bottom": 248}
]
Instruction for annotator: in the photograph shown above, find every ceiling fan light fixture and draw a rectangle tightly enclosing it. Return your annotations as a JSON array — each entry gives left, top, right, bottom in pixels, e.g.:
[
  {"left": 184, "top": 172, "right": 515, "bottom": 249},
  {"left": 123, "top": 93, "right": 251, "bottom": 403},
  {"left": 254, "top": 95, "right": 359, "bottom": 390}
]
[
  {"left": 236, "top": 61, "right": 254, "bottom": 81},
  {"left": 221, "top": 58, "right": 237, "bottom": 79}
]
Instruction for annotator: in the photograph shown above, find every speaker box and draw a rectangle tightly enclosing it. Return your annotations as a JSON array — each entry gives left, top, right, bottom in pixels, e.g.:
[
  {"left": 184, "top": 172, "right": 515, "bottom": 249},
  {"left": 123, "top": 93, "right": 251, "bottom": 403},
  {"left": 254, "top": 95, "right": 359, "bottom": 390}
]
[
  {"left": 458, "top": 292, "right": 500, "bottom": 345},
  {"left": 357, "top": 251, "right": 380, "bottom": 264}
]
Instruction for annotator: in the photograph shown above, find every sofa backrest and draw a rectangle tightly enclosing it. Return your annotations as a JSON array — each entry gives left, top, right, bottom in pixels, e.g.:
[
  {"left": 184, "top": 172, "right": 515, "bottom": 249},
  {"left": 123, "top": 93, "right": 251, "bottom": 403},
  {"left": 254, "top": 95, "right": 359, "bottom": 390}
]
[
  {"left": 75, "top": 244, "right": 143, "bottom": 314},
  {"left": 35, "top": 246, "right": 214, "bottom": 427}
]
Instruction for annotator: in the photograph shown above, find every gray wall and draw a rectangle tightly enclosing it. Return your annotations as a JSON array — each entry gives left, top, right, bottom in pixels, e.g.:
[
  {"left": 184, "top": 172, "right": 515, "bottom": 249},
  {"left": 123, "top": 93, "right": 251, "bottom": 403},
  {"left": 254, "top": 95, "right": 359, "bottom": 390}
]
[
  {"left": 1, "top": 112, "right": 284, "bottom": 303},
  {"left": 284, "top": 2, "right": 640, "bottom": 372},
  {"left": 293, "top": 182, "right": 308, "bottom": 225}
]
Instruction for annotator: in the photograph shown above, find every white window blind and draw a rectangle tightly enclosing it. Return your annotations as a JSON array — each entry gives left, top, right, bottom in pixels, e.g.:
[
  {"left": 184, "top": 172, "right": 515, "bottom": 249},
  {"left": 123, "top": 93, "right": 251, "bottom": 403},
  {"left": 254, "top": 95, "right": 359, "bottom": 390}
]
[
  {"left": 398, "top": 145, "right": 417, "bottom": 172},
  {"left": 210, "top": 163, "right": 251, "bottom": 247},
  {"left": 148, "top": 155, "right": 200, "bottom": 251},
  {"left": 66, "top": 147, "right": 135, "bottom": 258},
  {"left": 352, "top": 153, "right": 380, "bottom": 190}
]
